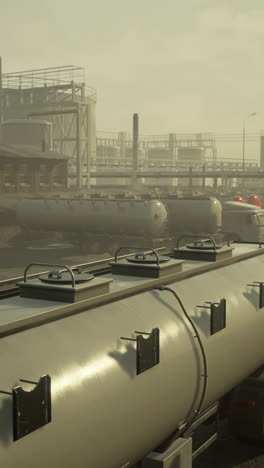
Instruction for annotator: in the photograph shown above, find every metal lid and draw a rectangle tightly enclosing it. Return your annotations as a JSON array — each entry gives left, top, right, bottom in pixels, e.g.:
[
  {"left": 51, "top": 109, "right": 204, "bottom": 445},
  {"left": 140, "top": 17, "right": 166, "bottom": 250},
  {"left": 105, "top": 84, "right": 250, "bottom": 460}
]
[
  {"left": 39, "top": 269, "right": 94, "bottom": 284},
  {"left": 126, "top": 252, "right": 170, "bottom": 264},
  {"left": 186, "top": 240, "right": 222, "bottom": 251}
]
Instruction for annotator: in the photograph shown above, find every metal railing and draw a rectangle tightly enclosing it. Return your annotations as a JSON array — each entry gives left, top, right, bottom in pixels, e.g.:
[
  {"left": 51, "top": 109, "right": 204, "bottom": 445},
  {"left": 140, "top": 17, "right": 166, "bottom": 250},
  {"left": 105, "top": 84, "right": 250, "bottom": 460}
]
[{"left": 89, "top": 158, "right": 259, "bottom": 171}]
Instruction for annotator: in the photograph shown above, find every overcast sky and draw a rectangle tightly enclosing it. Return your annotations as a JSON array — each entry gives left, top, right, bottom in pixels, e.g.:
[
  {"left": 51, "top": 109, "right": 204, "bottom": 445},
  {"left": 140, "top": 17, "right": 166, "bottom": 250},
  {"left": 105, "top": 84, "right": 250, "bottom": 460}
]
[{"left": 1, "top": 0, "right": 264, "bottom": 135}]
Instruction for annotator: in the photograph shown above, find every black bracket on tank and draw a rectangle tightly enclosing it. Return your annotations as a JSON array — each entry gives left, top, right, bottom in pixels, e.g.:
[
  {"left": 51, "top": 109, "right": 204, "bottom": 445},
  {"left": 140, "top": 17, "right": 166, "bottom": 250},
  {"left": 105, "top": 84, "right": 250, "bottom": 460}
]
[
  {"left": 247, "top": 282, "right": 264, "bottom": 309},
  {"left": 0, "top": 374, "right": 51, "bottom": 441},
  {"left": 120, "top": 328, "right": 160, "bottom": 375},
  {"left": 197, "top": 299, "right": 226, "bottom": 335}
]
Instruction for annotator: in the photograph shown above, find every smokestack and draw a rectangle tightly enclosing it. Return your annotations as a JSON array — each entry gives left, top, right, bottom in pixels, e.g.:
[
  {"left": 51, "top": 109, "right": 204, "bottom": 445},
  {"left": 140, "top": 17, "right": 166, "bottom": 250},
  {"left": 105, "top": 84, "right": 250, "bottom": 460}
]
[
  {"left": 132, "top": 113, "right": 139, "bottom": 191},
  {"left": 0, "top": 57, "right": 2, "bottom": 125}
]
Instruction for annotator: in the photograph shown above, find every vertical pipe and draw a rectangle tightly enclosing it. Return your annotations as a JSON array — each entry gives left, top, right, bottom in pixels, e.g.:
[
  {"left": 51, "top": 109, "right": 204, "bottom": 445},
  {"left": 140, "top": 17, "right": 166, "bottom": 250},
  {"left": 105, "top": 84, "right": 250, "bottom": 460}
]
[
  {"left": 189, "top": 166, "right": 193, "bottom": 187},
  {"left": 202, "top": 164, "right": 206, "bottom": 189},
  {"left": 214, "top": 177, "right": 218, "bottom": 190},
  {"left": 76, "top": 107, "right": 81, "bottom": 190},
  {"left": 168, "top": 133, "right": 175, "bottom": 160},
  {"left": 72, "top": 80, "right": 75, "bottom": 101},
  {"left": 0, "top": 56, "right": 2, "bottom": 125},
  {"left": 242, "top": 120, "right": 245, "bottom": 187},
  {"left": 132, "top": 113, "right": 138, "bottom": 191},
  {"left": 86, "top": 104, "right": 90, "bottom": 190}
]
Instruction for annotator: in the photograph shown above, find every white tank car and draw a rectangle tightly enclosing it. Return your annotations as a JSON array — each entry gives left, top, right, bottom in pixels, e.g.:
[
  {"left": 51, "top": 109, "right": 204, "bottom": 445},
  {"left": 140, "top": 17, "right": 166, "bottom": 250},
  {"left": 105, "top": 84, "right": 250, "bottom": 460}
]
[
  {"left": 164, "top": 197, "right": 222, "bottom": 236},
  {"left": 16, "top": 198, "right": 168, "bottom": 238},
  {"left": 0, "top": 244, "right": 264, "bottom": 466}
]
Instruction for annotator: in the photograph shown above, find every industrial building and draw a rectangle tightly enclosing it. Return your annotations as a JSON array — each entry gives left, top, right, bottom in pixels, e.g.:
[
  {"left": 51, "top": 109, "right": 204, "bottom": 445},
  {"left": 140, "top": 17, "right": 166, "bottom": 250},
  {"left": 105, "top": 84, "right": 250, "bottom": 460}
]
[
  {"left": 0, "top": 63, "right": 96, "bottom": 190},
  {"left": 0, "top": 143, "right": 68, "bottom": 193}
]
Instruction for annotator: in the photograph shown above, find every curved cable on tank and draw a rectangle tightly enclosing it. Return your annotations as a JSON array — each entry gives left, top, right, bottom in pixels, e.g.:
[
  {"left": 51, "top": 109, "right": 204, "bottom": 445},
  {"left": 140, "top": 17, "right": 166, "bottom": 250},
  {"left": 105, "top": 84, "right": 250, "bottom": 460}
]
[{"left": 156, "top": 286, "right": 208, "bottom": 440}]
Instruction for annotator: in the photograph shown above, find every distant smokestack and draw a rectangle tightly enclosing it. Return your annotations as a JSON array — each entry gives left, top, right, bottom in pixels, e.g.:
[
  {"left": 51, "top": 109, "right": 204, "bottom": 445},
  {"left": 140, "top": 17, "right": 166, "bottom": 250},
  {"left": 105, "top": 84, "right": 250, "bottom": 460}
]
[
  {"left": 0, "top": 56, "right": 2, "bottom": 125},
  {"left": 132, "top": 113, "right": 138, "bottom": 191}
]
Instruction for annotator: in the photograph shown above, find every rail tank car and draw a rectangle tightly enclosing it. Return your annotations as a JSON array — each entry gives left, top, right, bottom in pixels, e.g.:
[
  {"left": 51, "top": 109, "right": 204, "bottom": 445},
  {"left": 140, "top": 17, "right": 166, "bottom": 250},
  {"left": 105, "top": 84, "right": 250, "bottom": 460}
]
[
  {"left": 1, "top": 242, "right": 264, "bottom": 466},
  {"left": 16, "top": 198, "right": 167, "bottom": 238},
  {"left": 164, "top": 197, "right": 222, "bottom": 236}
]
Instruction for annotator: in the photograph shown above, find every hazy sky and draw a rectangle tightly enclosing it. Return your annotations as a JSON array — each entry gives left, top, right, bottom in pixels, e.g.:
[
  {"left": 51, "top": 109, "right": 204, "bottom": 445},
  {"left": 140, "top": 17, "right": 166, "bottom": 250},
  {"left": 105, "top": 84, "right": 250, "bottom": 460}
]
[{"left": 1, "top": 0, "right": 264, "bottom": 135}]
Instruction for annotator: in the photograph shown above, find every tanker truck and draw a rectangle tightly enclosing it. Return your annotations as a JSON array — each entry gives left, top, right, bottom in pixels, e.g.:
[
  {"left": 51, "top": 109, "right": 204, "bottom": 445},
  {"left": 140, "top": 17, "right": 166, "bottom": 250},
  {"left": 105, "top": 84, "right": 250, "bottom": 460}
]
[
  {"left": 14, "top": 196, "right": 264, "bottom": 251},
  {"left": 15, "top": 198, "right": 168, "bottom": 252},
  {"left": 1, "top": 241, "right": 264, "bottom": 466},
  {"left": 163, "top": 197, "right": 264, "bottom": 243}
]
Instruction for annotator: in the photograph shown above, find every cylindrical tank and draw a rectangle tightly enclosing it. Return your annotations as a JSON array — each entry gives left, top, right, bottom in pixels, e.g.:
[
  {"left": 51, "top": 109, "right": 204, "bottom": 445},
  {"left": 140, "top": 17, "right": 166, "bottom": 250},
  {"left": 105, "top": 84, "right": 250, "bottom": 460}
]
[
  {"left": 1, "top": 119, "right": 53, "bottom": 151},
  {"left": 164, "top": 197, "right": 222, "bottom": 235},
  {"left": 1, "top": 249, "right": 264, "bottom": 467},
  {"left": 233, "top": 196, "right": 245, "bottom": 203},
  {"left": 248, "top": 194, "right": 262, "bottom": 207},
  {"left": 16, "top": 198, "right": 167, "bottom": 238}
]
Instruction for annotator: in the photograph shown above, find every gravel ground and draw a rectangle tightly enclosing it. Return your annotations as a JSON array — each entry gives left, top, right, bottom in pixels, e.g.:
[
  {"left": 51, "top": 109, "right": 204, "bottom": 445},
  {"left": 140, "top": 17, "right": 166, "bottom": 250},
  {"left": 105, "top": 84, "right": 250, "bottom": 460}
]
[{"left": 2, "top": 241, "right": 264, "bottom": 467}]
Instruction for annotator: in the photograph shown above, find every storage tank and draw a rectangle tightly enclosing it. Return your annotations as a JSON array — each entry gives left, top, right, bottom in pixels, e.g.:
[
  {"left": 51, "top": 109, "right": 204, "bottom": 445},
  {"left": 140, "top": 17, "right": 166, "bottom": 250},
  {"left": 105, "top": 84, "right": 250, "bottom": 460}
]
[
  {"left": 1, "top": 119, "right": 53, "bottom": 151},
  {"left": 177, "top": 147, "right": 204, "bottom": 162},
  {"left": 164, "top": 197, "right": 222, "bottom": 236},
  {"left": 16, "top": 198, "right": 167, "bottom": 238}
]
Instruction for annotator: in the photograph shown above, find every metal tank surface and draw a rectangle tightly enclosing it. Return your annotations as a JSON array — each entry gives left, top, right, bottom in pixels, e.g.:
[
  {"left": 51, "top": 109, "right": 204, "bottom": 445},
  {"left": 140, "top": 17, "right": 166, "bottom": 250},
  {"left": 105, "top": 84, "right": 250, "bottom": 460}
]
[
  {"left": 1, "top": 243, "right": 264, "bottom": 466},
  {"left": 16, "top": 198, "right": 167, "bottom": 238},
  {"left": 164, "top": 197, "right": 222, "bottom": 236},
  {"left": 1, "top": 119, "right": 53, "bottom": 150}
]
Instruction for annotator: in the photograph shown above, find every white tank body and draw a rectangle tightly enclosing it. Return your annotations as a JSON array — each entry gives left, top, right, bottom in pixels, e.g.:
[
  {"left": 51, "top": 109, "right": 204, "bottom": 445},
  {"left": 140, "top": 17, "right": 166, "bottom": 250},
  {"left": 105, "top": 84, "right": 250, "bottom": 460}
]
[
  {"left": 0, "top": 245, "right": 264, "bottom": 466},
  {"left": 16, "top": 198, "right": 168, "bottom": 238},
  {"left": 164, "top": 197, "right": 222, "bottom": 235}
]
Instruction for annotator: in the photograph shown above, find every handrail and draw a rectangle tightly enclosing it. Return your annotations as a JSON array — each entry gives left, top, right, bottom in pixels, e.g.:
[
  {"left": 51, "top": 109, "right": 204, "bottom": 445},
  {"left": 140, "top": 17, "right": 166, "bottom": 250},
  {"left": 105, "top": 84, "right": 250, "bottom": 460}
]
[{"left": 23, "top": 263, "right": 76, "bottom": 288}]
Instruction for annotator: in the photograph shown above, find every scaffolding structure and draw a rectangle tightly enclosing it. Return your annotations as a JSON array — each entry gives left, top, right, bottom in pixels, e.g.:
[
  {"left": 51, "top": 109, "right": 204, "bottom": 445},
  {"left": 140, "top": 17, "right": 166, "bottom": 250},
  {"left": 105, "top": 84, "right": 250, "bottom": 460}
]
[
  {"left": 96, "top": 131, "right": 217, "bottom": 162},
  {"left": 0, "top": 62, "right": 97, "bottom": 189}
]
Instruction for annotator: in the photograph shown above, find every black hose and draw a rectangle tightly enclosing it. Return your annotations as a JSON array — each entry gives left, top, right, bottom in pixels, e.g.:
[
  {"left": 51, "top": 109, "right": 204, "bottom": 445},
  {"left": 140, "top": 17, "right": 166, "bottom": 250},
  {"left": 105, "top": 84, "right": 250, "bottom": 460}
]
[{"left": 156, "top": 286, "right": 208, "bottom": 439}]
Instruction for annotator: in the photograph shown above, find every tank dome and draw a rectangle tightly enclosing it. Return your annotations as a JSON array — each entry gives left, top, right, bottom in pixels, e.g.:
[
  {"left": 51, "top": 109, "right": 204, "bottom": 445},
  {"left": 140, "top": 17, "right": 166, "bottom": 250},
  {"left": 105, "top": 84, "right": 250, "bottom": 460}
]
[
  {"left": 233, "top": 196, "right": 245, "bottom": 203},
  {"left": 248, "top": 194, "right": 262, "bottom": 207}
]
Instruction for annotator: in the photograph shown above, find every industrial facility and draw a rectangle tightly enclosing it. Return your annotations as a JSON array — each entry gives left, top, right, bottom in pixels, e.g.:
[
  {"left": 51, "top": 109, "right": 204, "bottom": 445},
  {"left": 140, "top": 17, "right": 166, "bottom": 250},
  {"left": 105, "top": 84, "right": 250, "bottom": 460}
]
[
  {"left": 0, "top": 62, "right": 96, "bottom": 191},
  {"left": 0, "top": 59, "right": 263, "bottom": 195}
]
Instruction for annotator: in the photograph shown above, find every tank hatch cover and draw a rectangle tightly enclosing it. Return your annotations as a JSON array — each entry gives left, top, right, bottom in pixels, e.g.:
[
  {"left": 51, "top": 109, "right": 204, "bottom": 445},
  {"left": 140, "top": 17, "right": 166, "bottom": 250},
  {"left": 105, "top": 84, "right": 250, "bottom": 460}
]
[
  {"left": 186, "top": 241, "right": 223, "bottom": 250},
  {"left": 39, "top": 269, "right": 94, "bottom": 284},
  {"left": 126, "top": 253, "right": 171, "bottom": 264},
  {"left": 173, "top": 240, "right": 233, "bottom": 262},
  {"left": 110, "top": 249, "right": 183, "bottom": 278},
  {"left": 18, "top": 263, "right": 112, "bottom": 303}
]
